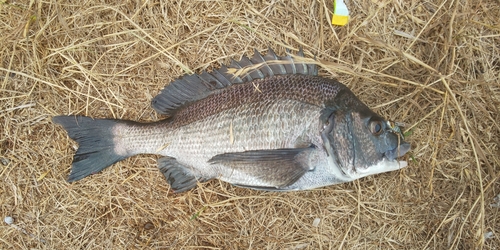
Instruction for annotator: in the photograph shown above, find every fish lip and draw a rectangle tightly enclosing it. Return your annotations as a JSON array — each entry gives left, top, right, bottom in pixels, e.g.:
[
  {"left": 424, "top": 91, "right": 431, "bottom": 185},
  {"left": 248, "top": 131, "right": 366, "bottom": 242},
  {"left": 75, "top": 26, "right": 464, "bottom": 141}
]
[
  {"left": 398, "top": 160, "right": 408, "bottom": 168},
  {"left": 384, "top": 142, "right": 411, "bottom": 161}
]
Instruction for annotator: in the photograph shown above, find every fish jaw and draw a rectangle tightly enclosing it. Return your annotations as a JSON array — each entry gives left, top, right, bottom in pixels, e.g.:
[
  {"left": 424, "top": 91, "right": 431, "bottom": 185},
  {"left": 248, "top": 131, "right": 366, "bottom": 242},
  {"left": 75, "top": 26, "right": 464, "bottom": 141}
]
[
  {"left": 348, "top": 158, "right": 408, "bottom": 180},
  {"left": 296, "top": 147, "right": 409, "bottom": 189},
  {"left": 384, "top": 142, "right": 411, "bottom": 161},
  {"left": 347, "top": 140, "right": 411, "bottom": 179}
]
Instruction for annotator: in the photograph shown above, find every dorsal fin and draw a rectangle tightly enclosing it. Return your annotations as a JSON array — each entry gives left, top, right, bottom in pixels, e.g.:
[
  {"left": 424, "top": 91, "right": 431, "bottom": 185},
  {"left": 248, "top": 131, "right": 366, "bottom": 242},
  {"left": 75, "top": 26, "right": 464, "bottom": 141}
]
[{"left": 151, "top": 48, "right": 318, "bottom": 116}]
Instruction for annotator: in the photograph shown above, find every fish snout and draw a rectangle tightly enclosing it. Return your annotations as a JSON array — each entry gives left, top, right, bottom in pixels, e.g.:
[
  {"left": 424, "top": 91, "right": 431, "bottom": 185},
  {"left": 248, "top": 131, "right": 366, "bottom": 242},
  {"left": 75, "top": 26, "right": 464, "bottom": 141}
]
[{"left": 385, "top": 142, "right": 411, "bottom": 160}]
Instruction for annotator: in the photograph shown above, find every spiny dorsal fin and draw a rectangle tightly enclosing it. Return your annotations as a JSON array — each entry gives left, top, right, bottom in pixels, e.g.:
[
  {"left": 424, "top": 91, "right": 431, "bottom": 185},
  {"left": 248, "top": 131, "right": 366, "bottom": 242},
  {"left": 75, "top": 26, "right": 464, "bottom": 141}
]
[{"left": 151, "top": 48, "right": 318, "bottom": 116}]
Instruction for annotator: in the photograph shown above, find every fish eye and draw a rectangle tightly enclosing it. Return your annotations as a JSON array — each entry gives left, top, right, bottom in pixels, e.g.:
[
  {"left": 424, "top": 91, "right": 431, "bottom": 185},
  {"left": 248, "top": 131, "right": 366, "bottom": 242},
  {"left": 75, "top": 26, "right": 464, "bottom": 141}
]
[{"left": 370, "top": 120, "right": 383, "bottom": 135}]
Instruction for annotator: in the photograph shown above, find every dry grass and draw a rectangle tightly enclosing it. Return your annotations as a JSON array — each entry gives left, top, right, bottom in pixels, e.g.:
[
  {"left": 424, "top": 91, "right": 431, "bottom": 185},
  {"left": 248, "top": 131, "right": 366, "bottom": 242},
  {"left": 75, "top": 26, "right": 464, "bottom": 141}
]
[{"left": 1, "top": 0, "right": 499, "bottom": 249}]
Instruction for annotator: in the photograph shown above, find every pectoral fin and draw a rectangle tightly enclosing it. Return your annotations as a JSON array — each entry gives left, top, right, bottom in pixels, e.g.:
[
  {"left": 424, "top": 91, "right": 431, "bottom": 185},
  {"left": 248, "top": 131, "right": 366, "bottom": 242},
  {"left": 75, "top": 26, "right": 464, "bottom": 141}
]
[{"left": 208, "top": 147, "right": 314, "bottom": 189}]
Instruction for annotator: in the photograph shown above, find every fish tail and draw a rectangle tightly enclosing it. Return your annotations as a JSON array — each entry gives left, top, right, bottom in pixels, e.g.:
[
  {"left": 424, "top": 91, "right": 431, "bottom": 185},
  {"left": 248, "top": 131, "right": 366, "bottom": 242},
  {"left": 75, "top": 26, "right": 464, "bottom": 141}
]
[{"left": 53, "top": 115, "right": 128, "bottom": 182}]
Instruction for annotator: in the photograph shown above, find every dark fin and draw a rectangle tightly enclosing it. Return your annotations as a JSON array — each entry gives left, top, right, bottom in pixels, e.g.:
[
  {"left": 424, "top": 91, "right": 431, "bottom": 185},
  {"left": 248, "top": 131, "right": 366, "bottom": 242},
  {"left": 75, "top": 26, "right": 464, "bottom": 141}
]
[
  {"left": 208, "top": 147, "right": 314, "bottom": 188},
  {"left": 151, "top": 48, "right": 318, "bottom": 116},
  {"left": 229, "top": 59, "right": 253, "bottom": 82},
  {"left": 263, "top": 48, "right": 286, "bottom": 75},
  {"left": 251, "top": 48, "right": 273, "bottom": 77},
  {"left": 158, "top": 157, "right": 199, "bottom": 193},
  {"left": 53, "top": 116, "right": 128, "bottom": 182}
]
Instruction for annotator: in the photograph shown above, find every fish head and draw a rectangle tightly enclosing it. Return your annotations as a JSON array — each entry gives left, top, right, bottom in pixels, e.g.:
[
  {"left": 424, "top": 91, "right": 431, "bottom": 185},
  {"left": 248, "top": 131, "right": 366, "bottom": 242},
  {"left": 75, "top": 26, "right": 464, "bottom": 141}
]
[{"left": 321, "top": 105, "right": 411, "bottom": 180}]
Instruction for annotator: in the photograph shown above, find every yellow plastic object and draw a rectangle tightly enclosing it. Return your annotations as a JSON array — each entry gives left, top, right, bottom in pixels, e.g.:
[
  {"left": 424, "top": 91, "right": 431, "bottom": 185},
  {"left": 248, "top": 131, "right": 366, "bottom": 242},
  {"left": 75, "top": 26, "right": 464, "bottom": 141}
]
[{"left": 332, "top": 0, "right": 349, "bottom": 26}]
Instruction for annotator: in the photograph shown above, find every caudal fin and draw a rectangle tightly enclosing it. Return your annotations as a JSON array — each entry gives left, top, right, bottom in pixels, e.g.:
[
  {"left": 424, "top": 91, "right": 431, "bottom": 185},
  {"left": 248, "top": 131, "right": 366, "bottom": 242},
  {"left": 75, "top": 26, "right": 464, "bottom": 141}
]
[{"left": 53, "top": 116, "right": 127, "bottom": 182}]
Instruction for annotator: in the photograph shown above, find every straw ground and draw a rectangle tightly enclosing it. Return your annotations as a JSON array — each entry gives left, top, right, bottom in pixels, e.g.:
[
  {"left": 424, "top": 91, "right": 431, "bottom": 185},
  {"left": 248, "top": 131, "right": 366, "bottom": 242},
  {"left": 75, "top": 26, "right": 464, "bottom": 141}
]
[{"left": 1, "top": 0, "right": 499, "bottom": 249}]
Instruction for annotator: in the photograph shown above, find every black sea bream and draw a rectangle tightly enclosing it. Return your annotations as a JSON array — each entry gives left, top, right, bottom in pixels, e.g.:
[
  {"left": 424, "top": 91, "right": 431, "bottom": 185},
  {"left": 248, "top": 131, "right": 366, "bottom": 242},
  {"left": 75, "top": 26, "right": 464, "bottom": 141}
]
[{"left": 53, "top": 49, "right": 411, "bottom": 192}]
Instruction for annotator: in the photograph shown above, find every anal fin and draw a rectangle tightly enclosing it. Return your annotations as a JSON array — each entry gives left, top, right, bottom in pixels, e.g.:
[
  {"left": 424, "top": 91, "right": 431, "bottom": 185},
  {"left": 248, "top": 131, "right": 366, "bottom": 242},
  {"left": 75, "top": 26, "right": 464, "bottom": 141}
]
[{"left": 158, "top": 157, "right": 198, "bottom": 193}]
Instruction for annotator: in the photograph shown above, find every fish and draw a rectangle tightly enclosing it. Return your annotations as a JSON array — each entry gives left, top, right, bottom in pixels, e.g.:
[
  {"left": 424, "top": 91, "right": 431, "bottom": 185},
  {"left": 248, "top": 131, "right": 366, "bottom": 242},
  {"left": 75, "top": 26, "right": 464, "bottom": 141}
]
[{"left": 53, "top": 48, "right": 411, "bottom": 192}]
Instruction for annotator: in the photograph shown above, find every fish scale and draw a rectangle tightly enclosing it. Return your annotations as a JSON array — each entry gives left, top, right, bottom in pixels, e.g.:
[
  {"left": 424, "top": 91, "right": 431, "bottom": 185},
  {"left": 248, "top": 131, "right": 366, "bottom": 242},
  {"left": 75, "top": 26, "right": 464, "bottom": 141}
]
[
  {"left": 119, "top": 99, "right": 319, "bottom": 179},
  {"left": 165, "top": 74, "right": 344, "bottom": 129},
  {"left": 53, "top": 48, "right": 410, "bottom": 192}
]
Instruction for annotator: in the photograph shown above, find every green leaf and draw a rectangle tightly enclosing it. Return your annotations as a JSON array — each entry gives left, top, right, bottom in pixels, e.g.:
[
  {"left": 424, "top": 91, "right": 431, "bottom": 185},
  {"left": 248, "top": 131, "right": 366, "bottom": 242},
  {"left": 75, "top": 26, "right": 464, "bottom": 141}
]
[
  {"left": 410, "top": 154, "right": 417, "bottom": 163},
  {"left": 190, "top": 206, "right": 207, "bottom": 221},
  {"left": 403, "top": 129, "right": 413, "bottom": 138}
]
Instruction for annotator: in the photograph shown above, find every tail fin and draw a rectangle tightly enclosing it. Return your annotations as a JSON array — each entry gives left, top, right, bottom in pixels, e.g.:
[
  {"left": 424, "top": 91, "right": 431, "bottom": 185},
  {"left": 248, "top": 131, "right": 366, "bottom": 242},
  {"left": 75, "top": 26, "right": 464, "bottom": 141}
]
[{"left": 53, "top": 116, "right": 127, "bottom": 182}]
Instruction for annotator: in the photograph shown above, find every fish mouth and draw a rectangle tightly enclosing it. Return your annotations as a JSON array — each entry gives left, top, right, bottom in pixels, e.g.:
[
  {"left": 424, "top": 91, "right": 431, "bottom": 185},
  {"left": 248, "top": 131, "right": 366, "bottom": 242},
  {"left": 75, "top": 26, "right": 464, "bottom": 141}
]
[{"left": 384, "top": 142, "right": 411, "bottom": 161}]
